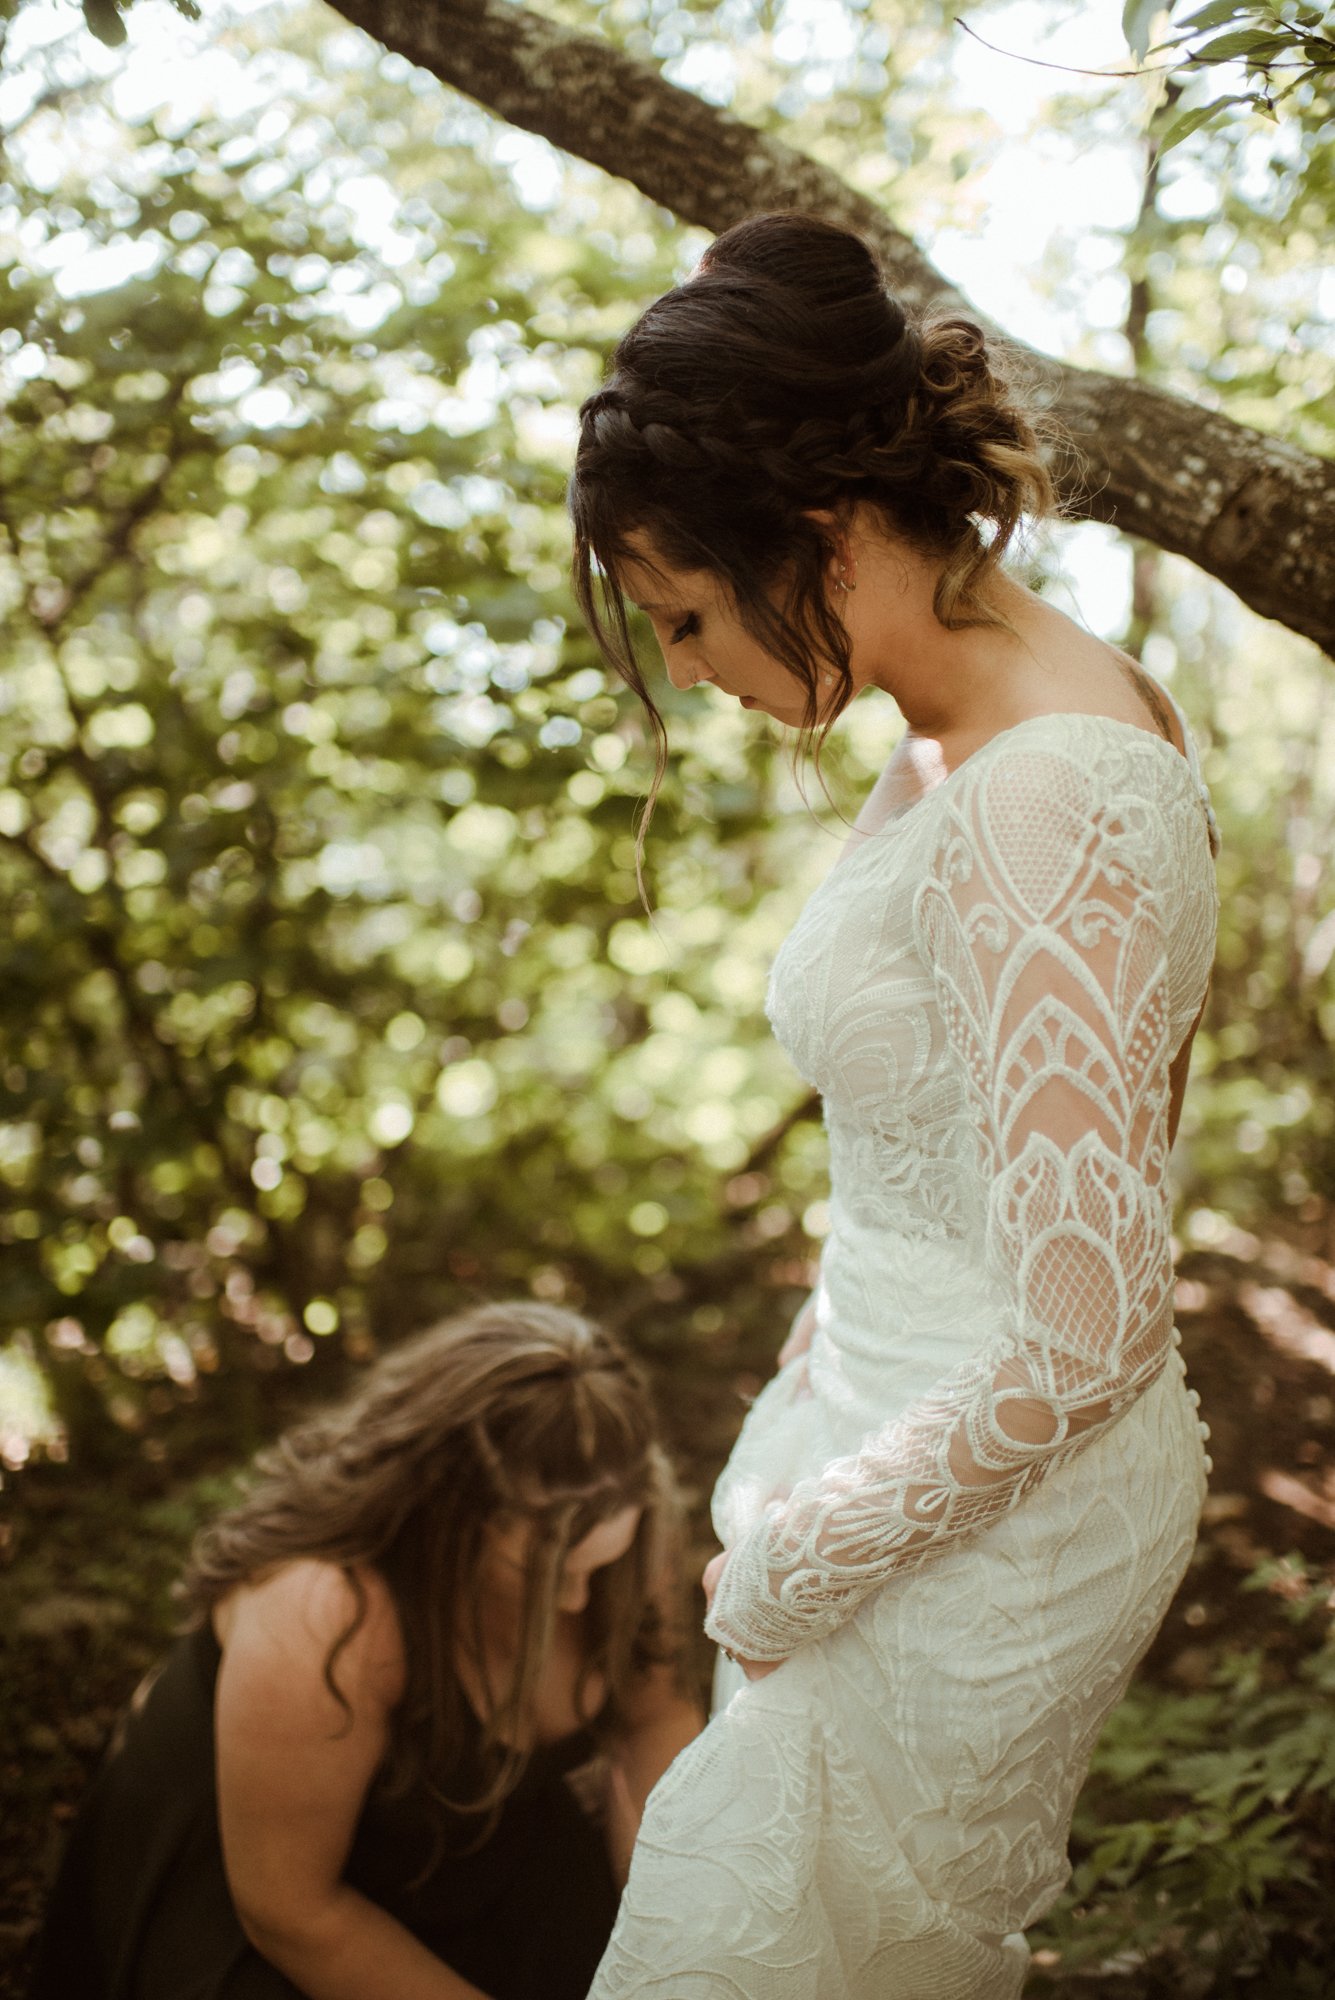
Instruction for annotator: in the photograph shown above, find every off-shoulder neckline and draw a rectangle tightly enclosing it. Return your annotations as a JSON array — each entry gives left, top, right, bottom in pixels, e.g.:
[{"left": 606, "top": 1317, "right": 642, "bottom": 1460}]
[{"left": 851, "top": 706, "right": 1204, "bottom": 849}]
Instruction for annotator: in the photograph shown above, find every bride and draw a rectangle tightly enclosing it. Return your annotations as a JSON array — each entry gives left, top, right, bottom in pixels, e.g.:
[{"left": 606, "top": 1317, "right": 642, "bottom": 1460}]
[{"left": 567, "top": 210, "right": 1219, "bottom": 1996}]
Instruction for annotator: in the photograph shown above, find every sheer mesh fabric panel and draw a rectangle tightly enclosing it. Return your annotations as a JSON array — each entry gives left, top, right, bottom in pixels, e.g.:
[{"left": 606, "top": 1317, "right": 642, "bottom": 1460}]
[{"left": 705, "top": 746, "right": 1180, "bottom": 1662}]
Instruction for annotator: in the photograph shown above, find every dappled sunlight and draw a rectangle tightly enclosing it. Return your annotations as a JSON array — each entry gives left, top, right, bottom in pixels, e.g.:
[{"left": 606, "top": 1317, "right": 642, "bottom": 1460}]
[
  {"left": 1238, "top": 1279, "right": 1335, "bottom": 1376},
  {"left": 0, "top": 1341, "right": 64, "bottom": 1471},
  {"left": 0, "top": 0, "right": 1328, "bottom": 1986},
  {"left": 1164, "top": 1218, "right": 1335, "bottom": 1572},
  {"left": 1256, "top": 1467, "right": 1335, "bottom": 1533}
]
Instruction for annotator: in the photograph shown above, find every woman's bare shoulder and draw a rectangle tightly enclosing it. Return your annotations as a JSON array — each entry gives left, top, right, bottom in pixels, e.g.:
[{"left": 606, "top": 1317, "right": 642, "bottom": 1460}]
[
  {"left": 1018, "top": 606, "right": 1184, "bottom": 752},
  {"left": 214, "top": 1558, "right": 406, "bottom": 1709}
]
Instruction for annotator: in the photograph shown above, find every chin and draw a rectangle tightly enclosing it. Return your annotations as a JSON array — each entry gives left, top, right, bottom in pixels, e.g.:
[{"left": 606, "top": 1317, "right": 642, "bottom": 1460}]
[{"left": 740, "top": 695, "right": 800, "bottom": 722}]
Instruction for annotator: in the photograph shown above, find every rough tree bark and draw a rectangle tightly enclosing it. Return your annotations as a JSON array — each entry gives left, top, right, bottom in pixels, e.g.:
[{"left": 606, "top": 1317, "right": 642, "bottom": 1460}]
[{"left": 330, "top": 0, "right": 1335, "bottom": 657}]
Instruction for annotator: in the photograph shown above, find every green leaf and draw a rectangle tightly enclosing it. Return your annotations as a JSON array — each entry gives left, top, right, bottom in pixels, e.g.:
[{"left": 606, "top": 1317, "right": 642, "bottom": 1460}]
[
  {"left": 1192, "top": 25, "right": 1295, "bottom": 55},
  {"left": 81, "top": 0, "right": 127, "bottom": 44},
  {"left": 1174, "top": 0, "right": 1256, "bottom": 30},
  {"left": 1124, "top": 0, "right": 1165, "bottom": 60},
  {"left": 1155, "top": 91, "right": 1252, "bottom": 146}
]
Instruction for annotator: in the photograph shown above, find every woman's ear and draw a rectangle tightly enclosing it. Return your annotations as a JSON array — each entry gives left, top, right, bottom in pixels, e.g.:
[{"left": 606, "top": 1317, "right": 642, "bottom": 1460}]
[{"left": 801, "top": 508, "right": 855, "bottom": 594}]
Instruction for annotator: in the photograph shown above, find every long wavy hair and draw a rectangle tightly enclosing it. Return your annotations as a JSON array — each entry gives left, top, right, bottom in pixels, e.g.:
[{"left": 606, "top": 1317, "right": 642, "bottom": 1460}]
[
  {"left": 180, "top": 1301, "right": 682, "bottom": 1839},
  {"left": 569, "top": 210, "right": 1064, "bottom": 847}
]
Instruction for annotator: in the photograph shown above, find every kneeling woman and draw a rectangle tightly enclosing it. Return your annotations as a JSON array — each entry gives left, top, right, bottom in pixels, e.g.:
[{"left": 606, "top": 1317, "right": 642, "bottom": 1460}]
[{"left": 30, "top": 1302, "right": 702, "bottom": 2000}]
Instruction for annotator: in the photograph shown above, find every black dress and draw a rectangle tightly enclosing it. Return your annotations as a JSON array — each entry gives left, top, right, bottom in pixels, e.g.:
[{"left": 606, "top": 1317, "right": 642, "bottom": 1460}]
[{"left": 28, "top": 1621, "right": 621, "bottom": 2000}]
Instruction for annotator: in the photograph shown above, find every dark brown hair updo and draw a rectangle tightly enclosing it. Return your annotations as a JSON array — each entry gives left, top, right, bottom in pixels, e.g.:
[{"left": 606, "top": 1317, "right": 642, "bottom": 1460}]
[
  {"left": 180, "top": 1301, "right": 681, "bottom": 1846},
  {"left": 570, "top": 211, "right": 1060, "bottom": 819}
]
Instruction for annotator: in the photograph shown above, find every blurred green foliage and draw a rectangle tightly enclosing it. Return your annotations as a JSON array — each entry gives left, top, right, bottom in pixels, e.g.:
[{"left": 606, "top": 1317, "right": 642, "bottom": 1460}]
[
  {"left": 1028, "top": 1555, "right": 1335, "bottom": 1995},
  {"left": 0, "top": 8, "right": 889, "bottom": 1467},
  {"left": 1138, "top": 0, "right": 1335, "bottom": 152},
  {"left": 0, "top": 0, "right": 1330, "bottom": 1470}
]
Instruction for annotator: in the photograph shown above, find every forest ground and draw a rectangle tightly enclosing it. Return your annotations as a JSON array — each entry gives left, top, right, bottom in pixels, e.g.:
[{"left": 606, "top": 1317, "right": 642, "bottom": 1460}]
[{"left": 2, "top": 1214, "right": 1333, "bottom": 1998}]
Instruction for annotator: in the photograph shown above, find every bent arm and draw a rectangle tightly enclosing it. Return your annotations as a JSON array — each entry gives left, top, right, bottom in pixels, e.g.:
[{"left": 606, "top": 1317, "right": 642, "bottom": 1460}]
[
  {"left": 600, "top": 1551, "right": 706, "bottom": 1881},
  {"left": 216, "top": 1561, "right": 490, "bottom": 2000},
  {"left": 707, "top": 746, "right": 1206, "bottom": 1663},
  {"left": 239, "top": 1886, "right": 490, "bottom": 2000}
]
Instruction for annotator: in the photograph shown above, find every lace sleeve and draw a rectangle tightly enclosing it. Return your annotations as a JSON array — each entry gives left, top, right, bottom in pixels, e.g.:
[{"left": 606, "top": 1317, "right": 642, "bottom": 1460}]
[{"left": 704, "top": 746, "right": 1185, "bottom": 1663}]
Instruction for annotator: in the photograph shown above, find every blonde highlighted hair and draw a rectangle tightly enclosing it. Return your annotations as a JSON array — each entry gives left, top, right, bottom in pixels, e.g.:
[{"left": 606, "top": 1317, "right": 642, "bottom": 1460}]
[{"left": 181, "top": 1301, "right": 682, "bottom": 1839}]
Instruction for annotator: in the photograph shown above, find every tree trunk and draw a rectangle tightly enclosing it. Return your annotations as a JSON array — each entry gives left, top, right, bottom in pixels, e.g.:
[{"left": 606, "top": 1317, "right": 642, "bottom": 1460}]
[{"left": 335, "top": 0, "right": 1335, "bottom": 657}]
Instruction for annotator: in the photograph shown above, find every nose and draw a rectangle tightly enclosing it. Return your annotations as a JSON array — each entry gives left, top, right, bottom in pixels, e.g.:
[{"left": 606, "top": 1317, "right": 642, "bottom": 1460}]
[{"left": 664, "top": 652, "right": 697, "bottom": 693}]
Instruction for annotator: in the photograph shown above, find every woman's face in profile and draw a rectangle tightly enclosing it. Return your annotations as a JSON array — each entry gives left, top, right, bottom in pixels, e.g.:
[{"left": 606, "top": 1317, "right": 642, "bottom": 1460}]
[
  {"left": 482, "top": 1503, "right": 644, "bottom": 1616},
  {"left": 619, "top": 538, "right": 818, "bottom": 727}
]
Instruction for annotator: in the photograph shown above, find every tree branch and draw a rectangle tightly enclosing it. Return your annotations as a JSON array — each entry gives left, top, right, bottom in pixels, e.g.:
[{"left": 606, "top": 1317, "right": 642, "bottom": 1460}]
[{"left": 329, "top": 0, "right": 1335, "bottom": 657}]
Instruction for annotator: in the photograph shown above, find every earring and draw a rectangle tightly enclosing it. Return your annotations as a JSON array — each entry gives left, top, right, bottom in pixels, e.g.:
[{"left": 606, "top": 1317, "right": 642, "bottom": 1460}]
[{"left": 835, "top": 569, "right": 857, "bottom": 593}]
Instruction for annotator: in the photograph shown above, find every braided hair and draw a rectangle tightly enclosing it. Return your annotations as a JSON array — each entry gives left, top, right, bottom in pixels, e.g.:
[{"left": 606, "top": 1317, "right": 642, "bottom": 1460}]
[{"left": 569, "top": 211, "right": 1060, "bottom": 837}]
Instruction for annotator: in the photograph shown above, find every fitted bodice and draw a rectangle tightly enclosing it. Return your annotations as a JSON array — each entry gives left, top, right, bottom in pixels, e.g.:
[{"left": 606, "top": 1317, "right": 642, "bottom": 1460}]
[
  {"left": 707, "top": 708, "right": 1219, "bottom": 1660},
  {"left": 771, "top": 714, "right": 1217, "bottom": 1123},
  {"left": 768, "top": 714, "right": 1217, "bottom": 1386}
]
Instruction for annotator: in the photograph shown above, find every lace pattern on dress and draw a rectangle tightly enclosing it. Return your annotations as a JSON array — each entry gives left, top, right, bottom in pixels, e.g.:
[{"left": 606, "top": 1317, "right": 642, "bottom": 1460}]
[{"left": 705, "top": 731, "right": 1215, "bottom": 1662}]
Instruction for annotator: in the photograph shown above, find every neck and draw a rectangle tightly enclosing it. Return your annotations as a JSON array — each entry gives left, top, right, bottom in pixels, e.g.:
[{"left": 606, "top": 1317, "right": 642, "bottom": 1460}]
[
  {"left": 855, "top": 556, "right": 1037, "bottom": 741},
  {"left": 829, "top": 505, "right": 1037, "bottom": 737}
]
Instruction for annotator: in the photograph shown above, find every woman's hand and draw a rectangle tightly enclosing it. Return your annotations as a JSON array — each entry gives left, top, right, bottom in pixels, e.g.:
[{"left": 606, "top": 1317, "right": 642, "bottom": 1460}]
[
  {"left": 565, "top": 1752, "right": 644, "bottom": 1890},
  {"left": 594, "top": 1657, "right": 705, "bottom": 1885},
  {"left": 701, "top": 1551, "right": 782, "bottom": 1681}
]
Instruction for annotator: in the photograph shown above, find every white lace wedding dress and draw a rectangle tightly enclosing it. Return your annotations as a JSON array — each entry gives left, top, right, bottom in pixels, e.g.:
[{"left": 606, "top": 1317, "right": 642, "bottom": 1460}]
[{"left": 589, "top": 705, "right": 1220, "bottom": 1999}]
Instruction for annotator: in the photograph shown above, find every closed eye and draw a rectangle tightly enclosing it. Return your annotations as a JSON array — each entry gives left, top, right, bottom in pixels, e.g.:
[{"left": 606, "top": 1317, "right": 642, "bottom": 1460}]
[{"left": 669, "top": 612, "right": 699, "bottom": 645}]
